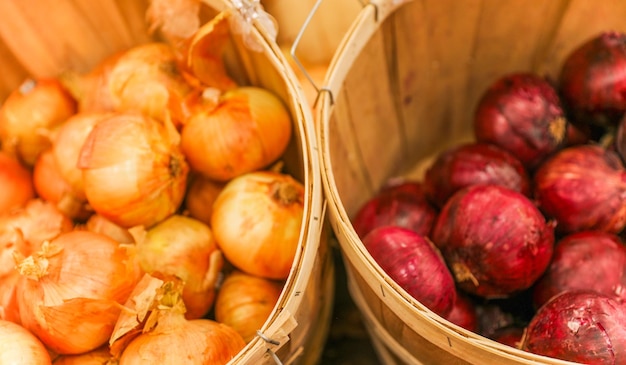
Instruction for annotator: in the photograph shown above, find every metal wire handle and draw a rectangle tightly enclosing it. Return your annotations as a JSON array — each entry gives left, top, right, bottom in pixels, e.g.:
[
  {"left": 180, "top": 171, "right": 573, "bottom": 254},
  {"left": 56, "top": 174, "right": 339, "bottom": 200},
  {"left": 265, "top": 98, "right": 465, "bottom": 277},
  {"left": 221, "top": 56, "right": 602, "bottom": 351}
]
[{"left": 289, "top": 0, "right": 370, "bottom": 107}]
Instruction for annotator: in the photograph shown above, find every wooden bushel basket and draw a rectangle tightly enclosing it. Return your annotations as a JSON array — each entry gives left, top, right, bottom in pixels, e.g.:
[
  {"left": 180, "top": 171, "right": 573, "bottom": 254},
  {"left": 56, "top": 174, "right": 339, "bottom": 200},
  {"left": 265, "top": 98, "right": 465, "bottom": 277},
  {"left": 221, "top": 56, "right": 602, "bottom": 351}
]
[
  {"left": 0, "top": 1, "right": 333, "bottom": 364},
  {"left": 316, "top": 0, "right": 626, "bottom": 364}
]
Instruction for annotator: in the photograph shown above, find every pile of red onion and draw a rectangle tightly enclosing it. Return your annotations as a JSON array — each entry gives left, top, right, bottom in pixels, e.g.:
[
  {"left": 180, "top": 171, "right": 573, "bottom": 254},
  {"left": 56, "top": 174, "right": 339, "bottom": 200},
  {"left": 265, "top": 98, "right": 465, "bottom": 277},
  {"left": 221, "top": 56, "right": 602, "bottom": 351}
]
[{"left": 352, "top": 30, "right": 626, "bottom": 362}]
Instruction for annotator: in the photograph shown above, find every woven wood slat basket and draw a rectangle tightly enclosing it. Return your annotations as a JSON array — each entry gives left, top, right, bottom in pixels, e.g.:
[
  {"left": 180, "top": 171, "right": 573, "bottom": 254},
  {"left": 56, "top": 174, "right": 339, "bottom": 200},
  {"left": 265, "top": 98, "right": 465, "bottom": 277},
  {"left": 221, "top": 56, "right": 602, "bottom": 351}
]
[
  {"left": 0, "top": 1, "right": 333, "bottom": 364},
  {"left": 316, "top": 0, "right": 626, "bottom": 364}
]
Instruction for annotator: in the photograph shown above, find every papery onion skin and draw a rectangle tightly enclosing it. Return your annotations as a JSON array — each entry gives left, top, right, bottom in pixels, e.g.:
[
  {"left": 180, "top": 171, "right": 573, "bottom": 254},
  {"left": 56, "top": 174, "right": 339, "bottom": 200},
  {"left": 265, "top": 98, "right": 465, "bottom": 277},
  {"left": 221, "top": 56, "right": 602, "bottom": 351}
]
[
  {"left": 119, "top": 315, "right": 245, "bottom": 365},
  {"left": 134, "top": 215, "right": 224, "bottom": 319},
  {"left": 352, "top": 181, "right": 438, "bottom": 239},
  {"left": 534, "top": 144, "right": 626, "bottom": 235},
  {"left": 78, "top": 112, "right": 189, "bottom": 228},
  {"left": 0, "top": 319, "right": 51, "bottom": 364},
  {"left": 362, "top": 226, "right": 457, "bottom": 317},
  {"left": 473, "top": 72, "right": 567, "bottom": 169},
  {"left": 17, "top": 230, "right": 142, "bottom": 355},
  {"left": 211, "top": 171, "right": 304, "bottom": 280},
  {"left": 521, "top": 291, "right": 626, "bottom": 364},
  {"left": 559, "top": 31, "right": 626, "bottom": 128},
  {"left": 432, "top": 184, "right": 555, "bottom": 298},
  {"left": 0, "top": 151, "right": 35, "bottom": 213},
  {"left": 84, "top": 213, "right": 134, "bottom": 244},
  {"left": 214, "top": 270, "right": 283, "bottom": 343},
  {"left": 52, "top": 112, "right": 110, "bottom": 200},
  {"left": 532, "top": 231, "right": 626, "bottom": 308},
  {"left": 423, "top": 142, "right": 530, "bottom": 208},
  {"left": 0, "top": 199, "right": 73, "bottom": 278},
  {"left": 181, "top": 87, "right": 292, "bottom": 182},
  {"left": 0, "top": 78, "right": 77, "bottom": 166}
]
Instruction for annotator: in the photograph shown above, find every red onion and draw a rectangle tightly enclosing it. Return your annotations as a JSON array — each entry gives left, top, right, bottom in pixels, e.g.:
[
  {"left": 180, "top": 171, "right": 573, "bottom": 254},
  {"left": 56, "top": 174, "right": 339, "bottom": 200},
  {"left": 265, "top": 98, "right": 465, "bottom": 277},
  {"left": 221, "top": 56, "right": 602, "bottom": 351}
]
[
  {"left": 559, "top": 31, "right": 626, "bottom": 128},
  {"left": 532, "top": 231, "right": 626, "bottom": 308},
  {"left": 444, "top": 293, "right": 478, "bottom": 332},
  {"left": 533, "top": 144, "right": 626, "bottom": 234},
  {"left": 431, "top": 184, "right": 555, "bottom": 298},
  {"left": 521, "top": 291, "right": 626, "bottom": 363},
  {"left": 491, "top": 326, "right": 524, "bottom": 348},
  {"left": 423, "top": 142, "right": 530, "bottom": 207},
  {"left": 362, "top": 226, "right": 456, "bottom": 317},
  {"left": 352, "top": 181, "right": 438, "bottom": 239},
  {"left": 473, "top": 72, "right": 567, "bottom": 169}
]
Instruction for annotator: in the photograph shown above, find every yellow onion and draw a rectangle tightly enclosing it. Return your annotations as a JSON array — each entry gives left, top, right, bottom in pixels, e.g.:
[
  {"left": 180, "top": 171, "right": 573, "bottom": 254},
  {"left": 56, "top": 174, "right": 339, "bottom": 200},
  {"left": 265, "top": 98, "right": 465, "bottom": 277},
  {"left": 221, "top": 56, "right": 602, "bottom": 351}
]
[
  {"left": 52, "top": 112, "right": 111, "bottom": 201},
  {"left": 16, "top": 230, "right": 142, "bottom": 355},
  {"left": 32, "top": 149, "right": 92, "bottom": 221},
  {"left": 0, "top": 151, "right": 35, "bottom": 213},
  {"left": 181, "top": 87, "right": 293, "bottom": 182},
  {"left": 117, "top": 277, "right": 245, "bottom": 365},
  {"left": 183, "top": 173, "right": 225, "bottom": 226},
  {"left": 0, "top": 199, "right": 73, "bottom": 278},
  {"left": 214, "top": 270, "right": 283, "bottom": 343},
  {"left": 0, "top": 319, "right": 51, "bottom": 364},
  {"left": 211, "top": 171, "right": 304, "bottom": 279},
  {"left": 52, "top": 346, "right": 114, "bottom": 365},
  {"left": 77, "top": 112, "right": 189, "bottom": 228},
  {"left": 0, "top": 271, "right": 21, "bottom": 324},
  {"left": 0, "top": 78, "right": 76, "bottom": 166},
  {"left": 130, "top": 215, "right": 223, "bottom": 319}
]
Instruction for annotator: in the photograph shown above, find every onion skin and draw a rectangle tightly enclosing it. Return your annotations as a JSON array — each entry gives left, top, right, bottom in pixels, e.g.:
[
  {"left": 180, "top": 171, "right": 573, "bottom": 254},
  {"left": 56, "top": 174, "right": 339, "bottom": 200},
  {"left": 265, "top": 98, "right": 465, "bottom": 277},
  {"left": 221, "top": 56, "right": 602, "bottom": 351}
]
[
  {"left": 0, "top": 151, "right": 35, "bottom": 213},
  {"left": 211, "top": 171, "right": 304, "bottom": 280},
  {"left": 432, "top": 184, "right": 555, "bottom": 298},
  {"left": 532, "top": 231, "right": 626, "bottom": 308},
  {"left": 473, "top": 72, "right": 567, "bottom": 169},
  {"left": 78, "top": 112, "right": 189, "bottom": 228},
  {"left": 521, "top": 291, "right": 626, "bottom": 364},
  {"left": 0, "top": 271, "right": 21, "bottom": 324},
  {"left": 362, "top": 226, "right": 457, "bottom": 317},
  {"left": 0, "top": 319, "right": 51, "bottom": 364},
  {"left": 16, "top": 230, "right": 142, "bottom": 355},
  {"left": 534, "top": 144, "right": 626, "bottom": 235},
  {"left": 423, "top": 142, "right": 530, "bottom": 207},
  {"left": 560, "top": 31, "right": 626, "bottom": 128},
  {"left": 181, "top": 87, "right": 292, "bottom": 182},
  {"left": 352, "top": 181, "right": 438, "bottom": 239}
]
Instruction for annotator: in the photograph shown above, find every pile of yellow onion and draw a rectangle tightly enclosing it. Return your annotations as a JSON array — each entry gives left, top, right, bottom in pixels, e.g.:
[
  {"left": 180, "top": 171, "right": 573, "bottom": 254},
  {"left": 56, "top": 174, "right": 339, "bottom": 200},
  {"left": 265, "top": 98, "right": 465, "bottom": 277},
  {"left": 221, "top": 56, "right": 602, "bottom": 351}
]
[{"left": 0, "top": 5, "right": 303, "bottom": 365}]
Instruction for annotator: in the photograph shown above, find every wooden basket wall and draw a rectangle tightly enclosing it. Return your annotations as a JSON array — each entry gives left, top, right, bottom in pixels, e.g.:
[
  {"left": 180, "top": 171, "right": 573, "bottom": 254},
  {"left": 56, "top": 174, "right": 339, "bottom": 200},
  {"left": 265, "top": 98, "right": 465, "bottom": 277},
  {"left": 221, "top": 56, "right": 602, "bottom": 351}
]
[
  {"left": 317, "top": 0, "right": 626, "bottom": 364},
  {"left": 0, "top": 1, "right": 333, "bottom": 364}
]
